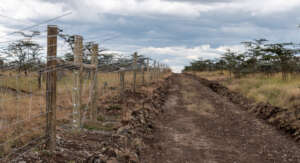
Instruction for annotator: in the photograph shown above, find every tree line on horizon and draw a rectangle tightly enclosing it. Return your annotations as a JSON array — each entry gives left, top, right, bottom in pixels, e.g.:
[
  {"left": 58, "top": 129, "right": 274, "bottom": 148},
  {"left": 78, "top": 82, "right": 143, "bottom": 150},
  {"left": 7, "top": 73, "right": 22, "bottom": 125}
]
[
  {"left": 0, "top": 39, "right": 151, "bottom": 76},
  {"left": 184, "top": 39, "right": 300, "bottom": 80}
]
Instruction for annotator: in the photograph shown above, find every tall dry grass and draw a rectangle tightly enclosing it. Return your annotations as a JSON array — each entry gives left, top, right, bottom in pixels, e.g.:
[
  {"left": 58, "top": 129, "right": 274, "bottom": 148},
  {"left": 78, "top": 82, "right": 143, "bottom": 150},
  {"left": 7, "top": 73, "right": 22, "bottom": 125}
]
[{"left": 194, "top": 71, "right": 300, "bottom": 108}]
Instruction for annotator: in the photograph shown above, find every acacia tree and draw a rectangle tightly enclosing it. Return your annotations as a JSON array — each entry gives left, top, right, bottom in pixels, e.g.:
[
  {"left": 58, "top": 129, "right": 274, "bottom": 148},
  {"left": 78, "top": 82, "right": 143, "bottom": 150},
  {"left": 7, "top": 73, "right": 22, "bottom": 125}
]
[
  {"left": 263, "top": 43, "right": 299, "bottom": 80},
  {"left": 215, "top": 59, "right": 226, "bottom": 74},
  {"left": 6, "top": 40, "right": 42, "bottom": 76},
  {"left": 241, "top": 39, "right": 268, "bottom": 74},
  {"left": 221, "top": 49, "right": 238, "bottom": 79}
]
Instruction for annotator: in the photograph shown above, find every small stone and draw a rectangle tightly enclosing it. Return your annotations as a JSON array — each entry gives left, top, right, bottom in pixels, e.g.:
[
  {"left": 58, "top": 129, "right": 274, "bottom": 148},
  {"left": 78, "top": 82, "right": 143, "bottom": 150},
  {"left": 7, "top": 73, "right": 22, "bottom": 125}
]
[{"left": 117, "top": 125, "right": 131, "bottom": 135}]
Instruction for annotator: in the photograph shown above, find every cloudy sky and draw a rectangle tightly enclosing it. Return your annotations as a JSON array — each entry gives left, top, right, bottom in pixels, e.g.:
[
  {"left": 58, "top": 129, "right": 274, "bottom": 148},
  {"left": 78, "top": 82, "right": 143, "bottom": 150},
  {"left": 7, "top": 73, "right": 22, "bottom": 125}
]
[{"left": 1, "top": 0, "right": 300, "bottom": 72}]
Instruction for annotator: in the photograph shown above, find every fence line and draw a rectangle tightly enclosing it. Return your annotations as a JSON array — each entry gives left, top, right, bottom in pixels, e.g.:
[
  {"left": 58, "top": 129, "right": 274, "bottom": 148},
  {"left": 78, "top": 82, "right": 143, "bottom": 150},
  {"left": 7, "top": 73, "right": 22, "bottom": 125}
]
[{"left": 0, "top": 24, "right": 170, "bottom": 160}]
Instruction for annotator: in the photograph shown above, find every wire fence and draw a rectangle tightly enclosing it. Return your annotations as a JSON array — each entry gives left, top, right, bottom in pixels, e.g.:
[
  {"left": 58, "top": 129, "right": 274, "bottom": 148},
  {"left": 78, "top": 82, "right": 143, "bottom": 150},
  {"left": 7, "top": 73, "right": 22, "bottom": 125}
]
[{"left": 0, "top": 25, "right": 170, "bottom": 161}]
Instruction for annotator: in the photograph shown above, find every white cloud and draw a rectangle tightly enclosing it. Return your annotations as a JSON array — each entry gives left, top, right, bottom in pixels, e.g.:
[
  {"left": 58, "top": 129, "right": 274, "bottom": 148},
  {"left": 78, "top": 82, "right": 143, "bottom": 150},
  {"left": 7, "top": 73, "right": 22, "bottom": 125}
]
[
  {"left": 1, "top": 0, "right": 299, "bottom": 31},
  {"left": 1, "top": 0, "right": 299, "bottom": 25},
  {"left": 76, "top": 0, "right": 300, "bottom": 18},
  {"left": 84, "top": 0, "right": 211, "bottom": 17},
  {"left": 0, "top": 26, "right": 15, "bottom": 38},
  {"left": 140, "top": 45, "right": 222, "bottom": 60},
  {"left": 1, "top": 0, "right": 66, "bottom": 20},
  {"left": 171, "top": 65, "right": 184, "bottom": 73},
  {"left": 242, "top": 0, "right": 300, "bottom": 15},
  {"left": 203, "top": 0, "right": 300, "bottom": 16},
  {"left": 216, "top": 44, "right": 245, "bottom": 53},
  {"left": 139, "top": 44, "right": 243, "bottom": 72}
]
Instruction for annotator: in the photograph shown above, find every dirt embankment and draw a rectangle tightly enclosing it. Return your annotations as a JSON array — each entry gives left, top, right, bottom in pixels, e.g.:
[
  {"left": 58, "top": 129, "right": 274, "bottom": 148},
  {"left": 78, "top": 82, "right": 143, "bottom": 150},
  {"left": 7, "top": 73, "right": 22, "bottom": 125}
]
[{"left": 186, "top": 73, "right": 300, "bottom": 142}]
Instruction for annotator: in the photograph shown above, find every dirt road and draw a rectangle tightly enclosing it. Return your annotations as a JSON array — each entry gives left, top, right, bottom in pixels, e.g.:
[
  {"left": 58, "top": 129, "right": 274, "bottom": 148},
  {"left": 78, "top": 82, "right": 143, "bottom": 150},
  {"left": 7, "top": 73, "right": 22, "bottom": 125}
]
[{"left": 142, "top": 74, "right": 300, "bottom": 163}]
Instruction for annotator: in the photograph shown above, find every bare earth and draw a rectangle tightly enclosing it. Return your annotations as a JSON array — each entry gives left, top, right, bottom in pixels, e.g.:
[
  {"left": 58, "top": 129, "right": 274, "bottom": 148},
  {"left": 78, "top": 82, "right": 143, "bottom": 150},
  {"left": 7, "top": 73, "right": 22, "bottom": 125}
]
[{"left": 142, "top": 74, "right": 300, "bottom": 163}]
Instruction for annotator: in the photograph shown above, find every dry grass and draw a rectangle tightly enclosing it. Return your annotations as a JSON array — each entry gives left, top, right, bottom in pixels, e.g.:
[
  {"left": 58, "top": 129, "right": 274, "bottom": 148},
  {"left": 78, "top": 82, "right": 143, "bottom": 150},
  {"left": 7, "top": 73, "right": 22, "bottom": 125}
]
[
  {"left": 180, "top": 76, "right": 216, "bottom": 117},
  {"left": 193, "top": 71, "right": 300, "bottom": 108},
  {"left": 188, "top": 70, "right": 230, "bottom": 81},
  {"left": 0, "top": 69, "right": 161, "bottom": 157}
]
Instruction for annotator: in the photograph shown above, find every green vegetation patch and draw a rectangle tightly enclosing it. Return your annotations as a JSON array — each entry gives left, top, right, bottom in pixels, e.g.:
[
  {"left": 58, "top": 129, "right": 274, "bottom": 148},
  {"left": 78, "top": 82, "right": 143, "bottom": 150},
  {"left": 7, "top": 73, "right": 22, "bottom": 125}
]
[{"left": 83, "top": 121, "right": 115, "bottom": 131}]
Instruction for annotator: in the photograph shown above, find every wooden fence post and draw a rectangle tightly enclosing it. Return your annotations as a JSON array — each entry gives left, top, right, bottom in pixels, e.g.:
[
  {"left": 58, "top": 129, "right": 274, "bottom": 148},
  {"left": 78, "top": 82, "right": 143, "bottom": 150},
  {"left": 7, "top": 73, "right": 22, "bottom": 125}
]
[
  {"left": 133, "top": 52, "right": 138, "bottom": 93},
  {"left": 152, "top": 61, "right": 156, "bottom": 82},
  {"left": 120, "top": 69, "right": 125, "bottom": 96},
  {"left": 155, "top": 61, "right": 158, "bottom": 82},
  {"left": 46, "top": 25, "right": 57, "bottom": 152},
  {"left": 142, "top": 65, "right": 145, "bottom": 86},
  {"left": 158, "top": 63, "right": 161, "bottom": 79},
  {"left": 146, "top": 58, "right": 149, "bottom": 84},
  {"left": 90, "top": 43, "right": 98, "bottom": 121},
  {"left": 73, "top": 35, "right": 83, "bottom": 130},
  {"left": 38, "top": 70, "right": 42, "bottom": 89},
  {"left": 157, "top": 62, "right": 159, "bottom": 80}
]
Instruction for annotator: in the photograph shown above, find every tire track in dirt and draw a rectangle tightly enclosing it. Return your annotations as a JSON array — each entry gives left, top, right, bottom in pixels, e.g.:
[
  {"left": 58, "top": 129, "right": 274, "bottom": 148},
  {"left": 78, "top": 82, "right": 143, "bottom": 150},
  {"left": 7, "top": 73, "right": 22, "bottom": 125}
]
[{"left": 143, "top": 74, "right": 300, "bottom": 163}]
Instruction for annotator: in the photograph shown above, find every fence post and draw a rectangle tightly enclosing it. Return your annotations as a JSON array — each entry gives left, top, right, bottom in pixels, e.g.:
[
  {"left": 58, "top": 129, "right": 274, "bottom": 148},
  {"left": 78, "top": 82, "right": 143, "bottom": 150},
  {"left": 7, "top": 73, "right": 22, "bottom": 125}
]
[
  {"left": 155, "top": 62, "right": 157, "bottom": 81},
  {"left": 120, "top": 69, "right": 125, "bottom": 96},
  {"left": 142, "top": 65, "right": 145, "bottom": 86},
  {"left": 46, "top": 25, "right": 57, "bottom": 152},
  {"left": 157, "top": 63, "right": 159, "bottom": 79},
  {"left": 158, "top": 63, "right": 161, "bottom": 80},
  {"left": 133, "top": 52, "right": 138, "bottom": 93},
  {"left": 152, "top": 61, "right": 156, "bottom": 82},
  {"left": 90, "top": 43, "right": 98, "bottom": 121},
  {"left": 38, "top": 70, "right": 42, "bottom": 89},
  {"left": 73, "top": 35, "right": 83, "bottom": 130},
  {"left": 146, "top": 58, "right": 149, "bottom": 84}
]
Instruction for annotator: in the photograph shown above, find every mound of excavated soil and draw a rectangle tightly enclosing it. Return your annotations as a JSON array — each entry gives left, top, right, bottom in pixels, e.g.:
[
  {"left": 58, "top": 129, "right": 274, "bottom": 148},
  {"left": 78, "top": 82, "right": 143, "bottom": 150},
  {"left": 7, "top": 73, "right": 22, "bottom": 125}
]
[{"left": 9, "top": 77, "right": 171, "bottom": 163}]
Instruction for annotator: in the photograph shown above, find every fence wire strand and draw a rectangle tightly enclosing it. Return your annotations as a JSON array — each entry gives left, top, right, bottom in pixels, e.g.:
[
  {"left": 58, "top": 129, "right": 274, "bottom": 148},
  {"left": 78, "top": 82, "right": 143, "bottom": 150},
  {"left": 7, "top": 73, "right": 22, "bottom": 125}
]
[{"left": 0, "top": 25, "right": 169, "bottom": 161}]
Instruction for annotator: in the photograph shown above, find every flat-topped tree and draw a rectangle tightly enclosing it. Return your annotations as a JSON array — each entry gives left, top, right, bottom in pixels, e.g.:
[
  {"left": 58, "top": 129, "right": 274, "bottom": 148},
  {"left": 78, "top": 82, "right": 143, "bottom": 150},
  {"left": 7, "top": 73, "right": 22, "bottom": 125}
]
[
  {"left": 263, "top": 43, "right": 299, "bottom": 80},
  {"left": 241, "top": 39, "right": 268, "bottom": 74},
  {"left": 6, "top": 40, "right": 42, "bottom": 75}
]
